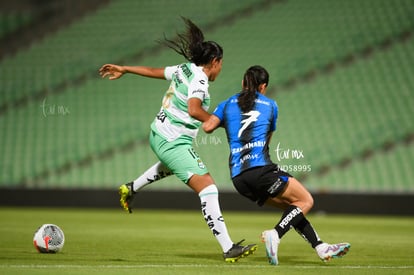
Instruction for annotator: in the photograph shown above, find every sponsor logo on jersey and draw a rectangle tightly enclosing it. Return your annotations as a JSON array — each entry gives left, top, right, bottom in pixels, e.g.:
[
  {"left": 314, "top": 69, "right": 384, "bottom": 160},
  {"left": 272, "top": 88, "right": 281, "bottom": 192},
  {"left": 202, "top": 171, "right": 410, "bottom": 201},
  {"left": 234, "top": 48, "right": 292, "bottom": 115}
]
[
  {"left": 156, "top": 110, "right": 167, "bottom": 123},
  {"left": 239, "top": 153, "right": 259, "bottom": 164},
  {"left": 193, "top": 89, "right": 205, "bottom": 96},
  {"left": 181, "top": 64, "right": 193, "bottom": 78},
  {"left": 232, "top": 140, "right": 266, "bottom": 154}
]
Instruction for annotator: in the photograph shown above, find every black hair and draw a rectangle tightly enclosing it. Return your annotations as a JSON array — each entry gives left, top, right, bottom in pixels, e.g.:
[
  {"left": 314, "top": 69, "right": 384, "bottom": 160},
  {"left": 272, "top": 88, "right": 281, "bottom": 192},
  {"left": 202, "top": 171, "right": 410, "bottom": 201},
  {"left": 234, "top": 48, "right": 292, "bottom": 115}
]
[
  {"left": 162, "top": 17, "right": 223, "bottom": 66},
  {"left": 238, "top": 65, "right": 269, "bottom": 113}
]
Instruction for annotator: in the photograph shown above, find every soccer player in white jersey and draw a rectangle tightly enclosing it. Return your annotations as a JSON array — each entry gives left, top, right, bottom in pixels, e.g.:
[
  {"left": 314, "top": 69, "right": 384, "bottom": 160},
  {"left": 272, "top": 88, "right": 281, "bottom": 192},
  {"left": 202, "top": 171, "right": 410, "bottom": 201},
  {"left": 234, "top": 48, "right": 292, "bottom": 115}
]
[
  {"left": 203, "top": 65, "right": 351, "bottom": 265},
  {"left": 99, "top": 17, "right": 257, "bottom": 262}
]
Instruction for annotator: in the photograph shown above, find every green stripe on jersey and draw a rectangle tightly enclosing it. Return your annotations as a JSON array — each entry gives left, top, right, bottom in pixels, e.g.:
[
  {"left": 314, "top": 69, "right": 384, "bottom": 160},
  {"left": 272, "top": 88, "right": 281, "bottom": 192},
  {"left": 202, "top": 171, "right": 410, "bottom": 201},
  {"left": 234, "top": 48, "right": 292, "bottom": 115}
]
[
  {"left": 163, "top": 108, "right": 200, "bottom": 129},
  {"left": 171, "top": 91, "right": 188, "bottom": 112}
]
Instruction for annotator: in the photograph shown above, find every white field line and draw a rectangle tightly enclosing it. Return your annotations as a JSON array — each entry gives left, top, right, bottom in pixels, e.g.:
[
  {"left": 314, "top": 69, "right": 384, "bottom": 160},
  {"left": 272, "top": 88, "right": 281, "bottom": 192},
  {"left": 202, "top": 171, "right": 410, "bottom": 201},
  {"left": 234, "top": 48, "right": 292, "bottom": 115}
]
[{"left": 1, "top": 264, "right": 414, "bottom": 269}]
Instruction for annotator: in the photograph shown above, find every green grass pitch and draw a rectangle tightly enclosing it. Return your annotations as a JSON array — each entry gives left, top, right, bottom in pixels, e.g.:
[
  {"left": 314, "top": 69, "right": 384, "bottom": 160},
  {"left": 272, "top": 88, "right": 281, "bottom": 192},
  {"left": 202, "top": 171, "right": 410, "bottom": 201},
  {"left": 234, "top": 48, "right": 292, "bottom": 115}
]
[{"left": 0, "top": 207, "right": 413, "bottom": 274}]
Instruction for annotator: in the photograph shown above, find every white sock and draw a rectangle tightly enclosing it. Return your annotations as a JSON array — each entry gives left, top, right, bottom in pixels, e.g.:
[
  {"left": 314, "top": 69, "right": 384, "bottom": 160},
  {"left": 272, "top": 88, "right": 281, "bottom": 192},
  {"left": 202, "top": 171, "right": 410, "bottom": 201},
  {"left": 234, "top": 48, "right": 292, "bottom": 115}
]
[
  {"left": 132, "top": 162, "right": 172, "bottom": 192},
  {"left": 198, "top": 185, "right": 233, "bottom": 252}
]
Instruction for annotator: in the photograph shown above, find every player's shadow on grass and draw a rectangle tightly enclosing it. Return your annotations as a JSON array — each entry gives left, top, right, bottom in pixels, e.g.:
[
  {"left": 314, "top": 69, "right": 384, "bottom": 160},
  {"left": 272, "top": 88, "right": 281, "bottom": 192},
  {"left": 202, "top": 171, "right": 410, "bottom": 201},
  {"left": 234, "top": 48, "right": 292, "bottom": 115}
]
[
  {"left": 179, "top": 252, "right": 221, "bottom": 261},
  {"left": 180, "top": 253, "right": 323, "bottom": 265},
  {"left": 279, "top": 256, "right": 324, "bottom": 265},
  {"left": 105, "top": 258, "right": 134, "bottom": 263},
  {"left": 179, "top": 252, "right": 268, "bottom": 263}
]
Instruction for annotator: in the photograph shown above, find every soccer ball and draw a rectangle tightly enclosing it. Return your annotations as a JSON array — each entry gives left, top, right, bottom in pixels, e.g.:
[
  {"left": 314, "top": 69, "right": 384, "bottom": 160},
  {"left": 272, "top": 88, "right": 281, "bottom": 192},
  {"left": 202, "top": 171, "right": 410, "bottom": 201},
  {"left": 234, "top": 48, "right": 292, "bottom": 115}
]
[{"left": 33, "top": 224, "right": 65, "bottom": 253}]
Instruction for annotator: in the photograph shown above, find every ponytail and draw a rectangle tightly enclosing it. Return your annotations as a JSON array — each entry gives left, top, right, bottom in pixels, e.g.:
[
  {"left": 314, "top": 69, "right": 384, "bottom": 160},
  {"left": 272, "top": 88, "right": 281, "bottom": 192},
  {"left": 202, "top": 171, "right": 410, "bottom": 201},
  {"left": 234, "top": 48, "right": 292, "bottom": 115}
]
[
  {"left": 238, "top": 65, "right": 269, "bottom": 113},
  {"left": 162, "top": 17, "right": 223, "bottom": 65}
]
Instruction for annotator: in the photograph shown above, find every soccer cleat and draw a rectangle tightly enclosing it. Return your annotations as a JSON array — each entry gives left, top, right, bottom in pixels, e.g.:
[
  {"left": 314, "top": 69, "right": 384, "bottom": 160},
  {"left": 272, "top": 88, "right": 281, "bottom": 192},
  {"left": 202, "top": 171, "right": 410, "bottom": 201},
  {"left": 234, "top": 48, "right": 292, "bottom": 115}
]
[
  {"left": 261, "top": 229, "right": 280, "bottom": 265},
  {"left": 315, "top": 242, "right": 351, "bottom": 262},
  {"left": 223, "top": 239, "right": 258, "bottom": 263},
  {"left": 119, "top": 182, "right": 135, "bottom": 213}
]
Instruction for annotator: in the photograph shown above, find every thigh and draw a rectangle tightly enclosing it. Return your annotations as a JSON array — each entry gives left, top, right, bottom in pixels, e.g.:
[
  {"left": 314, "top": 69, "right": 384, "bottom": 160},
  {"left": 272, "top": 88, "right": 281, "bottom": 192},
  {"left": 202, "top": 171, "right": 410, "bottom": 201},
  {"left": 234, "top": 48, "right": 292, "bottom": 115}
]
[
  {"left": 274, "top": 177, "right": 314, "bottom": 214},
  {"left": 150, "top": 131, "right": 209, "bottom": 183}
]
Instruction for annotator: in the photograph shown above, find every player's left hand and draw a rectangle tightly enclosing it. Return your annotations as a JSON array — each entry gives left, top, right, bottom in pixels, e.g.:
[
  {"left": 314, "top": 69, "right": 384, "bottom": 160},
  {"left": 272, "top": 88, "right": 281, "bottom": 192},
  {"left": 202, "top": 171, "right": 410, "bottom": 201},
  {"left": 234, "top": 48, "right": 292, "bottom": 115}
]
[{"left": 99, "top": 64, "right": 125, "bottom": 80}]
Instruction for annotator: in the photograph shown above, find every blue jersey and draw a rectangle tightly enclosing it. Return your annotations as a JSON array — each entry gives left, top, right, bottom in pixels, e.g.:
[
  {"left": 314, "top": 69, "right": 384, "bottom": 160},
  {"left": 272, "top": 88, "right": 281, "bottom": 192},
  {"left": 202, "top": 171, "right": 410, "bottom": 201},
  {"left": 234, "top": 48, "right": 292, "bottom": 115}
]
[{"left": 213, "top": 92, "right": 278, "bottom": 178}]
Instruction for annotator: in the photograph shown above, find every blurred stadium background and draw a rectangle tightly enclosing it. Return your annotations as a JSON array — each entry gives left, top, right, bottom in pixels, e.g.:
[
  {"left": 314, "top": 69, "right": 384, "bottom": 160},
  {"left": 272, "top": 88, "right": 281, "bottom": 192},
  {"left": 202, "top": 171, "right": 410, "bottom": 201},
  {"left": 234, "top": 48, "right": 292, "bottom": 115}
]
[{"left": 1, "top": 0, "right": 413, "bottom": 214}]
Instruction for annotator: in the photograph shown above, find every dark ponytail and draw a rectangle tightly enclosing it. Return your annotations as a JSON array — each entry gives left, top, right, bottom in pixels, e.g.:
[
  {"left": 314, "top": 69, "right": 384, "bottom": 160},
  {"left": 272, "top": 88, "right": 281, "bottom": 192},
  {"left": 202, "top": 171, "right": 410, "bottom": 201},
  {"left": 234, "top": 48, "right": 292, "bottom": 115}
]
[
  {"left": 162, "top": 17, "right": 223, "bottom": 66},
  {"left": 238, "top": 65, "right": 269, "bottom": 113}
]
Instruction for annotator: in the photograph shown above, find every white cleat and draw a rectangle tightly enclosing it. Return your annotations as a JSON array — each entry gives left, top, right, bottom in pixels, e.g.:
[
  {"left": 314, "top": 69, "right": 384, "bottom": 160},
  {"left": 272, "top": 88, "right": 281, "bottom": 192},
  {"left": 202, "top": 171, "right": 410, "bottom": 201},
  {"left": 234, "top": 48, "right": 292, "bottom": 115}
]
[
  {"left": 316, "top": 242, "right": 351, "bottom": 262},
  {"left": 261, "top": 229, "right": 280, "bottom": 265}
]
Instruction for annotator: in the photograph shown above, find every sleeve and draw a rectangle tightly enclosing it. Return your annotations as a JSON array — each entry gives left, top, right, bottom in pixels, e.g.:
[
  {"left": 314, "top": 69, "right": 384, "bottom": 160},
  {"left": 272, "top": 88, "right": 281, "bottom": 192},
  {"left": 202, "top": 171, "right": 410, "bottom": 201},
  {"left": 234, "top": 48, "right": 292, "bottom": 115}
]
[
  {"left": 188, "top": 78, "right": 208, "bottom": 101},
  {"left": 212, "top": 100, "right": 227, "bottom": 122},
  {"left": 164, "top": 65, "right": 179, "bottom": 81}
]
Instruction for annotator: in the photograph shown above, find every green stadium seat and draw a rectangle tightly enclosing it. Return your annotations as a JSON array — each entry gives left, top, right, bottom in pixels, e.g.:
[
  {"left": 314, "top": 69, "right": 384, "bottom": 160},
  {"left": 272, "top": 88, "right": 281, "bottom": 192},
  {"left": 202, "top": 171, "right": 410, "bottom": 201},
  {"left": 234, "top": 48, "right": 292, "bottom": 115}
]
[{"left": 1, "top": 0, "right": 413, "bottom": 193}]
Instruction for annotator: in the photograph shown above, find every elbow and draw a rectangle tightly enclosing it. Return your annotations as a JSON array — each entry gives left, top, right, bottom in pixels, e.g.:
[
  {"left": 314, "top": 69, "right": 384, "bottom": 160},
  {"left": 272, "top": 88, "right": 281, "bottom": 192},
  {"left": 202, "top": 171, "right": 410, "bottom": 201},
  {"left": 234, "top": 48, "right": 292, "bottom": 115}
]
[
  {"left": 187, "top": 104, "right": 200, "bottom": 119},
  {"left": 187, "top": 107, "right": 197, "bottom": 119},
  {"left": 188, "top": 107, "right": 208, "bottom": 122}
]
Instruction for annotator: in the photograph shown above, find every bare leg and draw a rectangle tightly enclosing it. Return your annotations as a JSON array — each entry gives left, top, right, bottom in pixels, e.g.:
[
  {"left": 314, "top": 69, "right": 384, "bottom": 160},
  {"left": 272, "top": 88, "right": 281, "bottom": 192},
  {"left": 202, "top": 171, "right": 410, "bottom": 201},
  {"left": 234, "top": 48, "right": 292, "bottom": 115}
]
[{"left": 265, "top": 177, "right": 314, "bottom": 214}]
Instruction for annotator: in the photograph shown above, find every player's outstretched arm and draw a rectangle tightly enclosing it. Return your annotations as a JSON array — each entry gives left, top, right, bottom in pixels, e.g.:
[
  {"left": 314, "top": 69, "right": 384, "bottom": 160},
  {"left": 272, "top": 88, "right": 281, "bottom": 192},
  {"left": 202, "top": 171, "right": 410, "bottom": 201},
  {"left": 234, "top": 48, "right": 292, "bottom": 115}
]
[{"left": 99, "top": 64, "right": 165, "bottom": 80}]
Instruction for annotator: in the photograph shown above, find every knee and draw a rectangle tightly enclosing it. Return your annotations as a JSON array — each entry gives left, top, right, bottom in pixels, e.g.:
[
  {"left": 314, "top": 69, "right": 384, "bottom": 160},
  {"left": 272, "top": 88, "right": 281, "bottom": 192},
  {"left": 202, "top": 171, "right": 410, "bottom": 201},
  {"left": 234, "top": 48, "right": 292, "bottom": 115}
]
[{"left": 302, "top": 194, "right": 314, "bottom": 214}]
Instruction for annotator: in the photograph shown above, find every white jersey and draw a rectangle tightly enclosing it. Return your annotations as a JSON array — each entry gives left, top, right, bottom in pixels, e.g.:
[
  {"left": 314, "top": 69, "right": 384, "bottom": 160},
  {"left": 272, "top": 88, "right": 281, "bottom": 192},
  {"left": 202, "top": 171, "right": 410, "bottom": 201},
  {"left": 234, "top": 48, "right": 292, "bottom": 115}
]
[{"left": 151, "top": 63, "right": 210, "bottom": 141}]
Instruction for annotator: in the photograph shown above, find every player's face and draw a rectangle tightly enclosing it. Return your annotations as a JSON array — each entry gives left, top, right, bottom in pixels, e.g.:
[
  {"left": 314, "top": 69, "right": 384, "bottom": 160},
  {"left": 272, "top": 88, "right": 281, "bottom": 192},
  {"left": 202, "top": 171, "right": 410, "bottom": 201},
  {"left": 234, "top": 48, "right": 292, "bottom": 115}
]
[{"left": 208, "top": 58, "right": 223, "bottom": 82}]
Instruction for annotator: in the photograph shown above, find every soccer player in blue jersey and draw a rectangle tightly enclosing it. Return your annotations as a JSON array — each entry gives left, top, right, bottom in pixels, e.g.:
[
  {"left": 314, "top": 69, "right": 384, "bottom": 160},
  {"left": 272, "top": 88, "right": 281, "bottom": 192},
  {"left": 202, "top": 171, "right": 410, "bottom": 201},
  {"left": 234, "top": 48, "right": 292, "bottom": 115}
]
[{"left": 202, "top": 65, "right": 351, "bottom": 265}]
